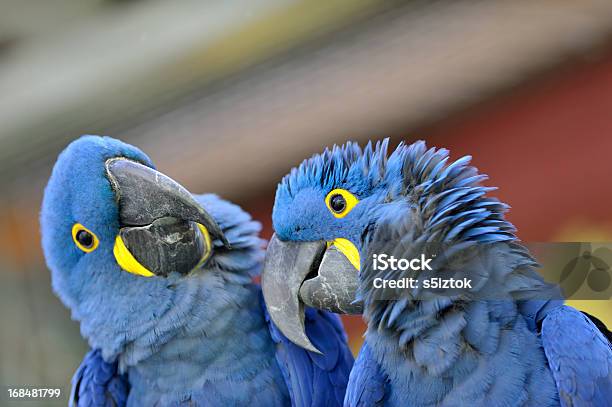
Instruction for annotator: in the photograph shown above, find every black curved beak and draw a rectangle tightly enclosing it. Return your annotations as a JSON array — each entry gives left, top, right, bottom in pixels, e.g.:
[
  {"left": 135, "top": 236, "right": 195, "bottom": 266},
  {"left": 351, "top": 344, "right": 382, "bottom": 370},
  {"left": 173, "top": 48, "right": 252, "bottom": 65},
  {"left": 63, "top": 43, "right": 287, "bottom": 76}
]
[
  {"left": 261, "top": 234, "right": 362, "bottom": 353},
  {"left": 106, "top": 158, "right": 229, "bottom": 277}
]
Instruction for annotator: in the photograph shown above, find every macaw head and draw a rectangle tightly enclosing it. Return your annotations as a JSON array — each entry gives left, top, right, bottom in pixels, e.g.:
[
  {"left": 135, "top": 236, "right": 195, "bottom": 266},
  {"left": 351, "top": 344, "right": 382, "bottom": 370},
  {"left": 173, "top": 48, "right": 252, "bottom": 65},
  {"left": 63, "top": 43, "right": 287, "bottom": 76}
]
[
  {"left": 41, "top": 135, "right": 237, "bottom": 358},
  {"left": 263, "top": 139, "right": 518, "bottom": 352}
]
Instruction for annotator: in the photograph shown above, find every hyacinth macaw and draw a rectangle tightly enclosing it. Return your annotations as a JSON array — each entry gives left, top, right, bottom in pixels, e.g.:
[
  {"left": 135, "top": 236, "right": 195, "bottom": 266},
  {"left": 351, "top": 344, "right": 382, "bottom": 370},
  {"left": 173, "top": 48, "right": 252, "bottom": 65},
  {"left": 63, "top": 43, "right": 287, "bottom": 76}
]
[
  {"left": 40, "top": 135, "right": 353, "bottom": 406},
  {"left": 262, "top": 139, "right": 612, "bottom": 406}
]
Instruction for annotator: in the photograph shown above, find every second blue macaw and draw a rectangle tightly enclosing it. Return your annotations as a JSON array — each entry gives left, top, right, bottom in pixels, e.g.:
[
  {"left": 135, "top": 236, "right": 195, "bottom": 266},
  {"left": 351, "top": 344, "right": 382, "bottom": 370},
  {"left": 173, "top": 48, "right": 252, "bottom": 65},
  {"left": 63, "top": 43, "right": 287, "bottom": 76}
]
[
  {"left": 262, "top": 139, "right": 612, "bottom": 406},
  {"left": 40, "top": 136, "right": 353, "bottom": 406}
]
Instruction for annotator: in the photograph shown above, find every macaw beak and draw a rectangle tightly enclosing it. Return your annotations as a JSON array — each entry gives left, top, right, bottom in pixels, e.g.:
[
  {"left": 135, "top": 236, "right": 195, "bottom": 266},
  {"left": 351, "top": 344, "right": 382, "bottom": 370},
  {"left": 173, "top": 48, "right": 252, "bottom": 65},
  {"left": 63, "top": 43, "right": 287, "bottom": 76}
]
[
  {"left": 105, "top": 158, "right": 229, "bottom": 277},
  {"left": 261, "top": 234, "right": 362, "bottom": 353}
]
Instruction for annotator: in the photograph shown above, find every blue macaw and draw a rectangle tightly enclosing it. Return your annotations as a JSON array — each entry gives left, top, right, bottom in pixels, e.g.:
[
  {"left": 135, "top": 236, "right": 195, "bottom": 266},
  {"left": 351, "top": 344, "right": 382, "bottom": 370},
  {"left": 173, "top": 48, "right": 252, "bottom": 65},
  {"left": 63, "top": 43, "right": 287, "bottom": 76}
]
[
  {"left": 40, "top": 136, "right": 353, "bottom": 406},
  {"left": 261, "top": 139, "right": 612, "bottom": 406}
]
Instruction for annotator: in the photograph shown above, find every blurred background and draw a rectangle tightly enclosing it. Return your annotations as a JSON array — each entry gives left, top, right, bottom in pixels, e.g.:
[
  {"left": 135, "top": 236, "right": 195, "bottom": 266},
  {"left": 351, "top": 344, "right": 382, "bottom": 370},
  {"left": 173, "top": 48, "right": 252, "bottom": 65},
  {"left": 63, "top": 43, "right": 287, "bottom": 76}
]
[{"left": 1, "top": 0, "right": 612, "bottom": 404}]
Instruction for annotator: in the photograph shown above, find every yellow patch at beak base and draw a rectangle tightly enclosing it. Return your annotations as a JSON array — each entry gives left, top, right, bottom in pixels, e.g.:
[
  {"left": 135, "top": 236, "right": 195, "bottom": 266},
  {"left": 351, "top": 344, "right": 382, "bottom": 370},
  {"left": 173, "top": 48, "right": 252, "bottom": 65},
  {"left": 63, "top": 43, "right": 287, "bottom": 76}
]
[
  {"left": 113, "top": 235, "right": 155, "bottom": 277},
  {"left": 328, "top": 238, "right": 361, "bottom": 271},
  {"left": 194, "top": 223, "right": 213, "bottom": 269}
]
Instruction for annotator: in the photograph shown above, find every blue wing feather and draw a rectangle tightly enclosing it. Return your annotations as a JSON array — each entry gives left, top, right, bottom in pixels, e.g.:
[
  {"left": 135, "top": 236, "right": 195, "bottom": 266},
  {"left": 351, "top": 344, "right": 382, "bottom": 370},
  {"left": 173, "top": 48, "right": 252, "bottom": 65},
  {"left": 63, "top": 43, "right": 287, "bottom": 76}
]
[
  {"left": 541, "top": 305, "right": 612, "bottom": 407},
  {"left": 344, "top": 341, "right": 386, "bottom": 407},
  {"left": 263, "top": 294, "right": 353, "bottom": 407},
  {"left": 70, "top": 349, "right": 129, "bottom": 407}
]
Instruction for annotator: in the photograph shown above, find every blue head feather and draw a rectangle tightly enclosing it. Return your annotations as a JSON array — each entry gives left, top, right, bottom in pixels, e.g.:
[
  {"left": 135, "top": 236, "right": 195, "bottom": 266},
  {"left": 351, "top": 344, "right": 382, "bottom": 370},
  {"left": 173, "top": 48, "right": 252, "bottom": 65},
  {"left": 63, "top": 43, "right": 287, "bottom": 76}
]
[
  {"left": 274, "top": 139, "right": 394, "bottom": 249},
  {"left": 274, "top": 138, "right": 515, "bottom": 252},
  {"left": 41, "top": 135, "right": 155, "bottom": 313}
]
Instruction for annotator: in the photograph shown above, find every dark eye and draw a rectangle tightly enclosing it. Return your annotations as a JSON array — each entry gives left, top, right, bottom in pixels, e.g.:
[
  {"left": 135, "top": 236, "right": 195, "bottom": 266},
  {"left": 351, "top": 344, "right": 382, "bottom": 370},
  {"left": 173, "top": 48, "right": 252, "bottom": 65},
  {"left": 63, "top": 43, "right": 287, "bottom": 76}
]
[
  {"left": 72, "top": 223, "right": 99, "bottom": 253},
  {"left": 325, "top": 189, "right": 359, "bottom": 218},
  {"left": 329, "top": 194, "right": 347, "bottom": 213},
  {"left": 76, "top": 230, "right": 94, "bottom": 248}
]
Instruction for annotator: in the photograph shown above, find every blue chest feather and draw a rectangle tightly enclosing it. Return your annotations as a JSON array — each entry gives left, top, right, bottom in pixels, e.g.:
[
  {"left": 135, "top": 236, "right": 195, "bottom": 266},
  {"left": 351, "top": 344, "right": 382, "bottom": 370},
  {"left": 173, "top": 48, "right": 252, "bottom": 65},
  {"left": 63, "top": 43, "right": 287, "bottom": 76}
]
[
  {"left": 365, "top": 301, "right": 560, "bottom": 407},
  {"left": 125, "top": 282, "right": 290, "bottom": 406}
]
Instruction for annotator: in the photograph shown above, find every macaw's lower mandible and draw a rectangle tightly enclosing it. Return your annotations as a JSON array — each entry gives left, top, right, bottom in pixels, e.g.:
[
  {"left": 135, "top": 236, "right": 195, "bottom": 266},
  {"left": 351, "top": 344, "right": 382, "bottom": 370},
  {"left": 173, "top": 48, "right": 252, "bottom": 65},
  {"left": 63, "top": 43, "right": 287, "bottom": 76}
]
[
  {"left": 262, "top": 138, "right": 612, "bottom": 407},
  {"left": 40, "top": 135, "right": 353, "bottom": 407}
]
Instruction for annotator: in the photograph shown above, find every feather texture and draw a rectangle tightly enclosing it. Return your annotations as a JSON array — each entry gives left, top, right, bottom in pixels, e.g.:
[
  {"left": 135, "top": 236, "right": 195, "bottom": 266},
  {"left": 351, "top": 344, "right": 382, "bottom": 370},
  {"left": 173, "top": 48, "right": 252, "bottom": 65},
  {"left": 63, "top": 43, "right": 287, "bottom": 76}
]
[
  {"left": 71, "top": 349, "right": 129, "bottom": 407},
  {"left": 265, "top": 298, "right": 354, "bottom": 407},
  {"left": 541, "top": 306, "right": 612, "bottom": 407}
]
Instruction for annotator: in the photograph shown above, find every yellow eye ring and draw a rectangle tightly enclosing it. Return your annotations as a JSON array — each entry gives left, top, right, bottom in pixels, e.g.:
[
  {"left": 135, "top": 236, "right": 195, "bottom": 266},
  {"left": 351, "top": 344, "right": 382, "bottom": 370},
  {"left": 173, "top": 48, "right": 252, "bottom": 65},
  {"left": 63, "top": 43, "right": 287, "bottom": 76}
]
[
  {"left": 325, "top": 189, "right": 359, "bottom": 218},
  {"left": 72, "top": 223, "right": 99, "bottom": 253}
]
